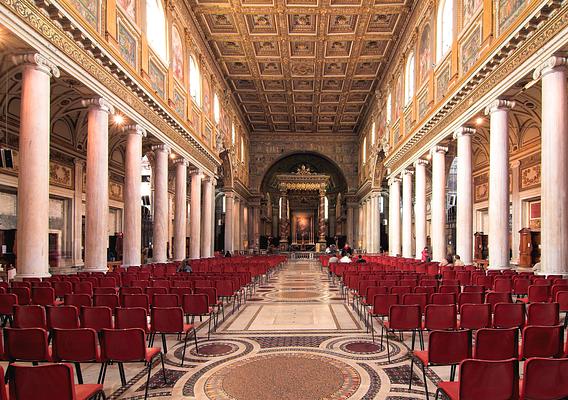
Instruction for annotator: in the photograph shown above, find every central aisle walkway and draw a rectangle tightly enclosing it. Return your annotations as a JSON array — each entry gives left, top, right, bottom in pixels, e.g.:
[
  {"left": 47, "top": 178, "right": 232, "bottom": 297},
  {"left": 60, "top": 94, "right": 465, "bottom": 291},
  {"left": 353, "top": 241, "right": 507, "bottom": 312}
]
[{"left": 106, "top": 260, "right": 440, "bottom": 399}]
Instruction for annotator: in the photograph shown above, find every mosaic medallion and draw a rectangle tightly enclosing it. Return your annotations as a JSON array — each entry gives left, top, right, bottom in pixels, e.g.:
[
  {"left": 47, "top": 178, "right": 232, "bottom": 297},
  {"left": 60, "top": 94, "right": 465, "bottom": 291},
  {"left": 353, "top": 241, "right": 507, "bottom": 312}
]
[
  {"left": 204, "top": 353, "right": 361, "bottom": 399},
  {"left": 189, "top": 342, "right": 239, "bottom": 357},
  {"left": 342, "top": 341, "right": 384, "bottom": 354}
]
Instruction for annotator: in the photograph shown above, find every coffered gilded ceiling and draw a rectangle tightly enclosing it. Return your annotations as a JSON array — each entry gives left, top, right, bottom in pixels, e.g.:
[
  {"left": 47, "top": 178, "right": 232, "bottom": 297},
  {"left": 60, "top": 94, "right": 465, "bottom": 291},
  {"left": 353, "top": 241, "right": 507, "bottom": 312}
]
[{"left": 185, "top": 0, "right": 411, "bottom": 134}]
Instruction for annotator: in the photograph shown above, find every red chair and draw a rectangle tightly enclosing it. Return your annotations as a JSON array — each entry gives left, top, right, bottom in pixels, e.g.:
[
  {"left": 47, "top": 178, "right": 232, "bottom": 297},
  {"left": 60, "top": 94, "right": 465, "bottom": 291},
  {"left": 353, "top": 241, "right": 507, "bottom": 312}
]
[
  {"left": 182, "top": 294, "right": 215, "bottom": 340},
  {"left": 170, "top": 287, "right": 192, "bottom": 304},
  {"left": 115, "top": 307, "right": 149, "bottom": 333},
  {"left": 430, "top": 293, "right": 456, "bottom": 305},
  {"left": 485, "top": 292, "right": 512, "bottom": 312},
  {"left": 493, "top": 302, "right": 525, "bottom": 329},
  {"left": 526, "top": 302, "right": 559, "bottom": 326},
  {"left": 556, "top": 291, "right": 568, "bottom": 328},
  {"left": 46, "top": 305, "right": 80, "bottom": 330},
  {"left": 153, "top": 294, "right": 180, "bottom": 308},
  {"left": 369, "top": 294, "right": 398, "bottom": 342},
  {"left": 149, "top": 307, "right": 198, "bottom": 365},
  {"left": 519, "top": 357, "right": 568, "bottom": 400},
  {"left": 439, "top": 285, "right": 460, "bottom": 295},
  {"left": 383, "top": 304, "right": 423, "bottom": 362},
  {"left": 4, "top": 327, "right": 53, "bottom": 378},
  {"left": 80, "top": 306, "right": 114, "bottom": 332},
  {"left": 520, "top": 325, "right": 564, "bottom": 359},
  {"left": 93, "top": 294, "right": 120, "bottom": 314},
  {"left": 52, "top": 281, "right": 73, "bottom": 299},
  {"left": 13, "top": 305, "right": 47, "bottom": 329},
  {"left": 409, "top": 330, "right": 471, "bottom": 400},
  {"left": 93, "top": 287, "right": 117, "bottom": 295},
  {"left": 145, "top": 287, "right": 168, "bottom": 305},
  {"left": 64, "top": 294, "right": 92, "bottom": 308},
  {"left": 402, "top": 293, "right": 428, "bottom": 315},
  {"left": 462, "top": 285, "right": 485, "bottom": 293},
  {"left": 0, "top": 367, "right": 7, "bottom": 400},
  {"left": 0, "top": 294, "right": 17, "bottom": 327},
  {"left": 52, "top": 328, "right": 102, "bottom": 384},
  {"left": 8, "top": 288, "right": 30, "bottom": 306},
  {"left": 473, "top": 328, "right": 518, "bottom": 360},
  {"left": 423, "top": 304, "right": 457, "bottom": 331},
  {"left": 98, "top": 276, "right": 117, "bottom": 288},
  {"left": 519, "top": 285, "right": 550, "bottom": 304},
  {"left": 459, "top": 303, "right": 491, "bottom": 330},
  {"left": 100, "top": 328, "right": 166, "bottom": 399},
  {"left": 434, "top": 358, "right": 518, "bottom": 400},
  {"left": 119, "top": 287, "right": 143, "bottom": 296},
  {"left": 121, "top": 294, "right": 150, "bottom": 313},
  {"left": 73, "top": 282, "right": 93, "bottom": 296},
  {"left": 458, "top": 292, "right": 484, "bottom": 308},
  {"left": 9, "top": 363, "right": 105, "bottom": 400},
  {"left": 493, "top": 279, "right": 513, "bottom": 293},
  {"left": 513, "top": 279, "right": 530, "bottom": 297},
  {"left": 390, "top": 286, "right": 412, "bottom": 296},
  {"left": 194, "top": 287, "right": 223, "bottom": 322},
  {"left": 31, "top": 287, "right": 61, "bottom": 307}
]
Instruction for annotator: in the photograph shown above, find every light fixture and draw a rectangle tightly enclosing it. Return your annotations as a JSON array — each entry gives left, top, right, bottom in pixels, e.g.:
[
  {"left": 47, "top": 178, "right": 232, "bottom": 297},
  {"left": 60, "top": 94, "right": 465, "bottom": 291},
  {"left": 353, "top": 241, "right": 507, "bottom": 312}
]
[
  {"left": 475, "top": 117, "right": 484, "bottom": 125},
  {"left": 113, "top": 114, "right": 125, "bottom": 125}
]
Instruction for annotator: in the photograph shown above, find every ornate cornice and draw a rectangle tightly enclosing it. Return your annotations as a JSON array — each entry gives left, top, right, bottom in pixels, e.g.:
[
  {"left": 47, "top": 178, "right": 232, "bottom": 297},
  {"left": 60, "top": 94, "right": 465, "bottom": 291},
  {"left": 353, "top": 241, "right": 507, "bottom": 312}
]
[
  {"left": 533, "top": 55, "right": 568, "bottom": 80},
  {"left": 12, "top": 52, "right": 59, "bottom": 77}
]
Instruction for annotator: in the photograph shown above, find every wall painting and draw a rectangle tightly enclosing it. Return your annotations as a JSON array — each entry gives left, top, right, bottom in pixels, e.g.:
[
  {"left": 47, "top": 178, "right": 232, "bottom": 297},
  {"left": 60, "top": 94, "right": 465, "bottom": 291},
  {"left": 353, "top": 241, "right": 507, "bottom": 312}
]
[
  {"left": 173, "top": 88, "right": 186, "bottom": 119},
  {"left": 463, "top": 0, "right": 482, "bottom": 26},
  {"left": 436, "top": 64, "right": 450, "bottom": 102},
  {"left": 171, "top": 26, "right": 184, "bottom": 82},
  {"left": 118, "top": 20, "right": 137, "bottom": 69},
  {"left": 202, "top": 75, "right": 212, "bottom": 118},
  {"left": 498, "top": 0, "right": 528, "bottom": 35},
  {"left": 461, "top": 25, "right": 481, "bottom": 75},
  {"left": 418, "top": 23, "right": 431, "bottom": 84},
  {"left": 68, "top": 0, "right": 99, "bottom": 30},
  {"left": 148, "top": 58, "right": 165, "bottom": 99},
  {"left": 117, "top": 0, "right": 136, "bottom": 21}
]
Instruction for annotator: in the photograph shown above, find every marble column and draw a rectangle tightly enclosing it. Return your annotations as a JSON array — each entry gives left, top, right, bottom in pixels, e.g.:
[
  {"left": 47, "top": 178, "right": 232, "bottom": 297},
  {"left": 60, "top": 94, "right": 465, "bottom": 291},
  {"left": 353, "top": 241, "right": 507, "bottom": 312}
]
[
  {"left": 234, "top": 197, "right": 241, "bottom": 251},
  {"left": 389, "top": 177, "right": 402, "bottom": 256},
  {"left": 14, "top": 54, "right": 59, "bottom": 278},
  {"left": 357, "top": 204, "right": 364, "bottom": 249},
  {"left": 430, "top": 146, "right": 448, "bottom": 262},
  {"left": 189, "top": 169, "right": 203, "bottom": 259},
  {"left": 369, "top": 195, "right": 377, "bottom": 253},
  {"left": 83, "top": 97, "right": 114, "bottom": 272},
  {"left": 72, "top": 159, "right": 85, "bottom": 266},
  {"left": 318, "top": 188, "right": 327, "bottom": 245},
  {"left": 534, "top": 56, "right": 568, "bottom": 275},
  {"left": 201, "top": 176, "right": 214, "bottom": 258},
  {"left": 510, "top": 160, "right": 521, "bottom": 264},
  {"left": 346, "top": 203, "right": 354, "bottom": 247},
  {"left": 242, "top": 205, "right": 248, "bottom": 250},
  {"left": 454, "top": 127, "right": 475, "bottom": 264},
  {"left": 414, "top": 159, "right": 428, "bottom": 259},
  {"left": 151, "top": 144, "right": 170, "bottom": 263},
  {"left": 485, "top": 99, "right": 515, "bottom": 269},
  {"left": 402, "top": 169, "right": 414, "bottom": 258},
  {"left": 224, "top": 191, "right": 234, "bottom": 252},
  {"left": 123, "top": 125, "right": 146, "bottom": 267},
  {"left": 173, "top": 159, "right": 188, "bottom": 261}
]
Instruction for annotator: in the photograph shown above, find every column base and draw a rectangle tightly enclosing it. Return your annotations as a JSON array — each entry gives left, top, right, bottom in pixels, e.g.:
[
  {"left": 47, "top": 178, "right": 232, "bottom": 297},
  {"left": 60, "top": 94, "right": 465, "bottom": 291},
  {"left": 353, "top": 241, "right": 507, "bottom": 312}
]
[
  {"left": 82, "top": 267, "right": 109, "bottom": 273},
  {"left": 487, "top": 266, "right": 512, "bottom": 271},
  {"left": 15, "top": 271, "right": 51, "bottom": 280}
]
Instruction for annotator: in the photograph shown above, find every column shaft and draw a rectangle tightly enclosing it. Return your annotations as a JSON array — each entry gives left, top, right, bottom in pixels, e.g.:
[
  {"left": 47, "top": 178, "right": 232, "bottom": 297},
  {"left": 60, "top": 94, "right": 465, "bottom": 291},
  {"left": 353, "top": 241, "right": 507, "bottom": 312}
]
[
  {"left": 201, "top": 177, "right": 213, "bottom": 258},
  {"left": 485, "top": 100, "right": 514, "bottom": 269},
  {"left": 224, "top": 192, "right": 234, "bottom": 252},
  {"left": 414, "top": 160, "right": 428, "bottom": 259},
  {"left": 173, "top": 160, "right": 188, "bottom": 261},
  {"left": 346, "top": 205, "right": 354, "bottom": 247},
  {"left": 430, "top": 146, "right": 447, "bottom": 262},
  {"left": 390, "top": 178, "right": 402, "bottom": 256},
  {"left": 234, "top": 198, "right": 241, "bottom": 251},
  {"left": 152, "top": 145, "right": 170, "bottom": 263},
  {"left": 123, "top": 126, "right": 145, "bottom": 266},
  {"left": 402, "top": 171, "right": 413, "bottom": 258},
  {"left": 454, "top": 128, "right": 475, "bottom": 264},
  {"left": 189, "top": 170, "right": 203, "bottom": 259}
]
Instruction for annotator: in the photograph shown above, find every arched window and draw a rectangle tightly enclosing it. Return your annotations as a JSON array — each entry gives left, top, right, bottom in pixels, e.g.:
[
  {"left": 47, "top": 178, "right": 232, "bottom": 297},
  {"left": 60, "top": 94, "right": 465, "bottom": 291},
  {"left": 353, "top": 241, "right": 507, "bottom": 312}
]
[
  {"left": 213, "top": 93, "right": 220, "bottom": 124},
  {"left": 371, "top": 121, "right": 376, "bottom": 145},
  {"left": 362, "top": 136, "right": 367, "bottom": 163},
  {"left": 231, "top": 121, "right": 236, "bottom": 144},
  {"left": 146, "top": 0, "right": 167, "bottom": 62},
  {"left": 437, "top": 0, "right": 454, "bottom": 62},
  {"left": 189, "top": 56, "right": 201, "bottom": 106},
  {"left": 386, "top": 92, "right": 392, "bottom": 124},
  {"left": 405, "top": 52, "right": 415, "bottom": 105}
]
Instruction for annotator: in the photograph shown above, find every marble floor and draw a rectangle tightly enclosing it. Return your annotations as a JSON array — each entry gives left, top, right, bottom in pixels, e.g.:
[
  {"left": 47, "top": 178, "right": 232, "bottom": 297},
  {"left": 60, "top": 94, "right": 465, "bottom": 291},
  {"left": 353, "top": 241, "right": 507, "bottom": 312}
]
[{"left": 15, "top": 260, "right": 450, "bottom": 399}]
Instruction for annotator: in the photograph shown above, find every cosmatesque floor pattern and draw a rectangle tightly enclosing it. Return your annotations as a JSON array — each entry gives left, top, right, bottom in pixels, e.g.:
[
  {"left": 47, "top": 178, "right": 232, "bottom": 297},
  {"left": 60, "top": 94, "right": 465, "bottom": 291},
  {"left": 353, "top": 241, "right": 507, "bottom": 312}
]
[{"left": 48, "top": 261, "right": 447, "bottom": 399}]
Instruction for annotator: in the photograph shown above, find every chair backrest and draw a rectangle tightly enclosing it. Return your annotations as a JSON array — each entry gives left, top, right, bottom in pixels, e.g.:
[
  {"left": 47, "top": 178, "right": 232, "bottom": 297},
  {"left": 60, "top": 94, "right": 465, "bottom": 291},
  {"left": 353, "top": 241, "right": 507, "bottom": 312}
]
[
  {"left": 493, "top": 302, "right": 525, "bottom": 329},
  {"left": 10, "top": 363, "right": 78, "bottom": 400},
  {"left": 521, "top": 357, "right": 568, "bottom": 400},
  {"left": 121, "top": 294, "right": 150, "bottom": 312},
  {"left": 388, "top": 304, "right": 421, "bottom": 330},
  {"left": 458, "top": 358, "right": 518, "bottom": 400},
  {"left": 31, "top": 287, "right": 56, "bottom": 306},
  {"left": 93, "top": 287, "right": 117, "bottom": 295},
  {"left": 485, "top": 292, "right": 513, "bottom": 312},
  {"left": 459, "top": 303, "right": 492, "bottom": 330},
  {"left": 458, "top": 292, "right": 484, "bottom": 308},
  {"left": 527, "top": 285, "right": 550, "bottom": 303},
  {"left": 63, "top": 293, "right": 92, "bottom": 308},
  {"left": 120, "top": 287, "right": 143, "bottom": 296},
  {"left": 526, "top": 302, "right": 559, "bottom": 326},
  {"left": 520, "top": 325, "right": 564, "bottom": 359},
  {"left": 47, "top": 305, "right": 80, "bottom": 330},
  {"left": 556, "top": 291, "right": 568, "bottom": 312},
  {"left": 73, "top": 281, "right": 93, "bottom": 296},
  {"left": 100, "top": 328, "right": 147, "bottom": 362},
  {"left": 8, "top": 287, "right": 30, "bottom": 305},
  {"left": 0, "top": 367, "right": 7, "bottom": 400},
  {"left": 194, "top": 287, "right": 218, "bottom": 306},
  {"left": 439, "top": 285, "right": 461, "bottom": 295},
  {"left": 493, "top": 279, "right": 513, "bottom": 293},
  {"left": 414, "top": 286, "right": 435, "bottom": 297},
  {"left": 52, "top": 328, "right": 99, "bottom": 362},
  {"left": 427, "top": 329, "right": 471, "bottom": 365},
  {"left": 0, "top": 294, "right": 17, "bottom": 315},
  {"left": 463, "top": 285, "right": 485, "bottom": 293},
  {"left": 93, "top": 294, "right": 120, "bottom": 312},
  {"left": 115, "top": 307, "right": 148, "bottom": 331},
  {"left": 13, "top": 305, "right": 47, "bottom": 329},
  {"left": 153, "top": 294, "right": 180, "bottom": 307},
  {"left": 430, "top": 293, "right": 456, "bottom": 305},
  {"left": 53, "top": 281, "right": 73, "bottom": 298},
  {"left": 390, "top": 286, "right": 412, "bottom": 296},
  {"left": 474, "top": 328, "right": 518, "bottom": 360},
  {"left": 513, "top": 278, "right": 530, "bottom": 295},
  {"left": 401, "top": 293, "right": 428, "bottom": 314},
  {"left": 151, "top": 307, "right": 184, "bottom": 333},
  {"left": 424, "top": 304, "right": 457, "bottom": 330},
  {"left": 80, "top": 306, "right": 113, "bottom": 331},
  {"left": 371, "top": 294, "right": 399, "bottom": 316},
  {"left": 4, "top": 327, "right": 50, "bottom": 362},
  {"left": 182, "top": 294, "right": 209, "bottom": 316}
]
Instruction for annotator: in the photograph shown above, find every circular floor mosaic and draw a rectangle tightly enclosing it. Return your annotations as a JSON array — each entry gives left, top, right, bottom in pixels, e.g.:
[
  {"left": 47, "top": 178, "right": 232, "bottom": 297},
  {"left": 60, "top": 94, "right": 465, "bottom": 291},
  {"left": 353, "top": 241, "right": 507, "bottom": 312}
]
[
  {"left": 190, "top": 343, "right": 238, "bottom": 357},
  {"left": 342, "top": 341, "right": 384, "bottom": 354},
  {"left": 204, "top": 353, "right": 360, "bottom": 400},
  {"left": 275, "top": 290, "right": 322, "bottom": 299}
]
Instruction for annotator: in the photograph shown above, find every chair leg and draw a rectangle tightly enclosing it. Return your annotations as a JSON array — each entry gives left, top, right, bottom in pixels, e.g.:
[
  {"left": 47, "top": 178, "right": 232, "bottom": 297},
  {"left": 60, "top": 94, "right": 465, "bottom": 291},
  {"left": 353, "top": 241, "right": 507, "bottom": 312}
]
[
  {"left": 144, "top": 357, "right": 153, "bottom": 400},
  {"left": 408, "top": 356, "right": 414, "bottom": 390},
  {"left": 148, "top": 332, "right": 155, "bottom": 347},
  {"left": 450, "top": 365, "right": 456, "bottom": 381},
  {"left": 4, "top": 363, "right": 12, "bottom": 384},
  {"left": 99, "top": 362, "right": 108, "bottom": 385},
  {"left": 161, "top": 333, "right": 168, "bottom": 354},
  {"left": 193, "top": 328, "right": 199, "bottom": 353},
  {"left": 422, "top": 363, "right": 430, "bottom": 400},
  {"left": 371, "top": 315, "right": 375, "bottom": 343},
  {"left": 181, "top": 331, "right": 188, "bottom": 367},
  {"left": 118, "top": 362, "right": 126, "bottom": 386},
  {"left": 207, "top": 313, "right": 212, "bottom": 340},
  {"left": 160, "top": 353, "right": 167, "bottom": 384},
  {"left": 419, "top": 330, "right": 425, "bottom": 351},
  {"left": 411, "top": 330, "right": 416, "bottom": 350},
  {"left": 74, "top": 362, "right": 84, "bottom": 384},
  {"left": 386, "top": 330, "right": 391, "bottom": 363},
  {"left": 434, "top": 388, "right": 440, "bottom": 400}
]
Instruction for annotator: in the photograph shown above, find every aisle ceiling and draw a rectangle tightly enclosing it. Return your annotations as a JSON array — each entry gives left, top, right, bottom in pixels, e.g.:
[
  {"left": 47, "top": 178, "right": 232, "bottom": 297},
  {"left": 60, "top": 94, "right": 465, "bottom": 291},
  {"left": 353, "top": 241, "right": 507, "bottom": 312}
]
[{"left": 186, "top": 0, "right": 412, "bottom": 134}]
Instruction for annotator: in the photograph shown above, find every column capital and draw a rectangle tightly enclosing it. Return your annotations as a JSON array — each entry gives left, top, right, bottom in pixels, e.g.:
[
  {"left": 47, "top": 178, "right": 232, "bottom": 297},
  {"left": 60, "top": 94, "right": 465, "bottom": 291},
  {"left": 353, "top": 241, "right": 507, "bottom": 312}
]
[
  {"left": 389, "top": 176, "right": 402, "bottom": 186},
  {"left": 533, "top": 56, "right": 568, "bottom": 80},
  {"left": 174, "top": 158, "right": 189, "bottom": 167},
  {"left": 484, "top": 99, "right": 515, "bottom": 115},
  {"left": 430, "top": 145, "right": 448, "bottom": 156},
  {"left": 152, "top": 144, "right": 171, "bottom": 154},
  {"left": 414, "top": 159, "right": 429, "bottom": 168},
  {"left": 453, "top": 126, "right": 476, "bottom": 139},
  {"left": 73, "top": 158, "right": 86, "bottom": 168},
  {"left": 189, "top": 167, "right": 204, "bottom": 177},
  {"left": 81, "top": 97, "right": 115, "bottom": 114},
  {"left": 510, "top": 159, "right": 521, "bottom": 169},
  {"left": 202, "top": 174, "right": 214, "bottom": 183},
  {"left": 402, "top": 169, "right": 414, "bottom": 177},
  {"left": 122, "top": 124, "right": 147, "bottom": 137},
  {"left": 12, "top": 52, "right": 60, "bottom": 78}
]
